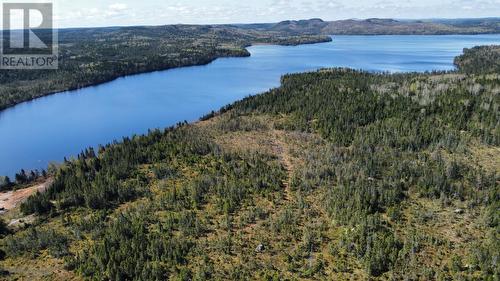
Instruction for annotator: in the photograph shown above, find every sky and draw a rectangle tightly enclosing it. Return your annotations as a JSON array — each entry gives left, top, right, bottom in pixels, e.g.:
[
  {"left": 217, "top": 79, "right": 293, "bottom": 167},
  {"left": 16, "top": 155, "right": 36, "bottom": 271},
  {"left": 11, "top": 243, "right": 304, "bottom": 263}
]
[{"left": 2, "top": 0, "right": 500, "bottom": 28}]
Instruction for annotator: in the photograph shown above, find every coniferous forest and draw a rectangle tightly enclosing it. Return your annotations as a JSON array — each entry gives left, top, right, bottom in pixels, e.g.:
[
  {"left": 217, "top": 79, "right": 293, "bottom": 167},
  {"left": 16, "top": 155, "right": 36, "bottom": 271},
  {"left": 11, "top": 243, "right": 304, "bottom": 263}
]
[{"left": 0, "top": 46, "right": 498, "bottom": 280}]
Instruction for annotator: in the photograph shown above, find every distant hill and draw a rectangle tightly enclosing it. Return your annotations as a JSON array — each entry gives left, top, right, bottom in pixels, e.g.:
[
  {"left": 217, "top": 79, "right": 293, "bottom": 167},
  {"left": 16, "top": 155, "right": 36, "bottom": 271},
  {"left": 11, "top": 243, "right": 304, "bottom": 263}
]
[
  {"left": 326, "top": 18, "right": 500, "bottom": 35},
  {"left": 268, "top": 18, "right": 329, "bottom": 34},
  {"left": 262, "top": 17, "right": 500, "bottom": 35},
  {"left": 427, "top": 17, "right": 500, "bottom": 27}
]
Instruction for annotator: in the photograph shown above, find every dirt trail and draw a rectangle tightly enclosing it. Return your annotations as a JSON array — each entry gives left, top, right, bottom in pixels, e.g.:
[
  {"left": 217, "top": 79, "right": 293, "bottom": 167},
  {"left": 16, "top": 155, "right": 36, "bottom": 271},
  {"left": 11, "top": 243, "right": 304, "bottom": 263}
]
[
  {"left": 0, "top": 178, "right": 52, "bottom": 213},
  {"left": 271, "top": 130, "right": 294, "bottom": 202}
]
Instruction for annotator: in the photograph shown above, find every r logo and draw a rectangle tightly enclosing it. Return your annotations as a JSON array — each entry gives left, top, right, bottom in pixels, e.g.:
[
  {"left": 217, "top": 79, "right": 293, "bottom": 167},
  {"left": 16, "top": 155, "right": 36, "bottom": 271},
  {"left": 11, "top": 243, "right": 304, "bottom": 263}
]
[{"left": 1, "top": 2, "right": 58, "bottom": 69}]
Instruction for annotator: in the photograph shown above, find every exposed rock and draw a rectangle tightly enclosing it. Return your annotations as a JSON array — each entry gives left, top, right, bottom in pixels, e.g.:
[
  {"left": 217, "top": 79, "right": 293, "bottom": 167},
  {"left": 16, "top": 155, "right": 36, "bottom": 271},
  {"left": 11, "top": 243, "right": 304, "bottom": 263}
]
[{"left": 255, "top": 244, "right": 265, "bottom": 253}]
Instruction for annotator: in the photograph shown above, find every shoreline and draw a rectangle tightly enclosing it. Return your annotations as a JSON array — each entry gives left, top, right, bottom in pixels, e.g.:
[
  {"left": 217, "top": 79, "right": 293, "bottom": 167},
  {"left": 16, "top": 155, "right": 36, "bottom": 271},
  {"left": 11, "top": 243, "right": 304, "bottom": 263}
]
[
  {"left": 5, "top": 33, "right": 499, "bottom": 112},
  {"left": 0, "top": 36, "right": 332, "bottom": 112}
]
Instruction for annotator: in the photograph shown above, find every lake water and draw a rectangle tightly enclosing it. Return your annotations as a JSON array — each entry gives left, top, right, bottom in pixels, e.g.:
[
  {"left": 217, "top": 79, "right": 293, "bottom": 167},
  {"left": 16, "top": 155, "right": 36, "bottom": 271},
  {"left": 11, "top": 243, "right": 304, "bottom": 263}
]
[{"left": 1, "top": 35, "right": 499, "bottom": 177}]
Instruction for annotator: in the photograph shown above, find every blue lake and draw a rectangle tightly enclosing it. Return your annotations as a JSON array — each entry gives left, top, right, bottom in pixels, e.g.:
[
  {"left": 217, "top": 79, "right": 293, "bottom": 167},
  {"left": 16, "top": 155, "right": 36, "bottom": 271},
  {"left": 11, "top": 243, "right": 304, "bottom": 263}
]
[{"left": 1, "top": 35, "right": 499, "bottom": 177}]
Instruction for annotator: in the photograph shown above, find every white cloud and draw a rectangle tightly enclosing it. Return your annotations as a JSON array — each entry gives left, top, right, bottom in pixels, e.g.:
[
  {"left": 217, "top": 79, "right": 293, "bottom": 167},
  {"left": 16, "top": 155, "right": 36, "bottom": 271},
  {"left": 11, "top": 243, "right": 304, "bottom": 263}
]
[
  {"left": 53, "top": 0, "right": 500, "bottom": 28},
  {"left": 106, "top": 3, "right": 129, "bottom": 17},
  {"left": 109, "top": 3, "right": 128, "bottom": 11}
]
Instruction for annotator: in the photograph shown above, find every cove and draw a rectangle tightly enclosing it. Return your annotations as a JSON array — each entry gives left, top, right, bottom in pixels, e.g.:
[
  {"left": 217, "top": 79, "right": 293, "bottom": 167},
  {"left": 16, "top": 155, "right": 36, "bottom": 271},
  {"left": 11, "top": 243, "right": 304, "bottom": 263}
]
[{"left": 1, "top": 35, "right": 499, "bottom": 177}]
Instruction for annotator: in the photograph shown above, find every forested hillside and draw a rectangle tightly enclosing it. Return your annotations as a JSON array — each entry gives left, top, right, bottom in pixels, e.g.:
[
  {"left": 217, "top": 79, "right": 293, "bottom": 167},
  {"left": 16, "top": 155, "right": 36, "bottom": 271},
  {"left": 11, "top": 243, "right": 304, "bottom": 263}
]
[{"left": 0, "top": 47, "right": 499, "bottom": 280}]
